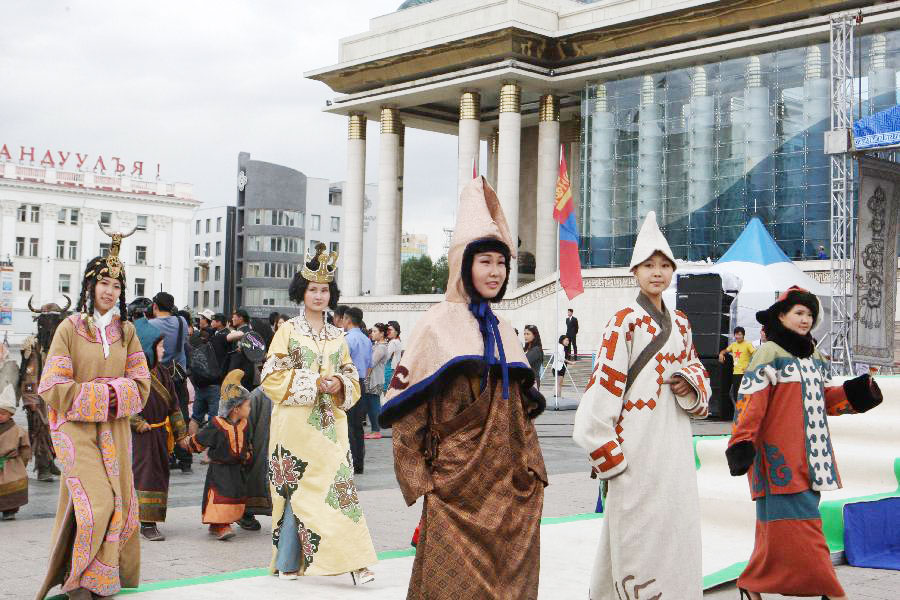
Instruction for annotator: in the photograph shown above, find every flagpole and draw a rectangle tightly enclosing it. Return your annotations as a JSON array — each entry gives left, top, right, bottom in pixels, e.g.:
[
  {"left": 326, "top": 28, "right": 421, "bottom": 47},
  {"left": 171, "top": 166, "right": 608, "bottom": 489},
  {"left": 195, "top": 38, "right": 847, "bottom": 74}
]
[{"left": 555, "top": 216, "right": 561, "bottom": 411}]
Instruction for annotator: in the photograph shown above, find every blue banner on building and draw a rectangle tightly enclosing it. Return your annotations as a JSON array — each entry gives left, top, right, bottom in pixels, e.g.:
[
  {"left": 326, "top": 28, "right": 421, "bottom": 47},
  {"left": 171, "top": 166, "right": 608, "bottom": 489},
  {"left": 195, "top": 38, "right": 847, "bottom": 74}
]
[{"left": 854, "top": 104, "right": 900, "bottom": 150}]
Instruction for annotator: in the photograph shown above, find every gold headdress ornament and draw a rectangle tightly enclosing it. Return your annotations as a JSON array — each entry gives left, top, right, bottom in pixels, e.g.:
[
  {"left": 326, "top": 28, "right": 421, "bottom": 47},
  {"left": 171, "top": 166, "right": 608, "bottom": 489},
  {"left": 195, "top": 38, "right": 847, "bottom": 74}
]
[
  {"left": 301, "top": 242, "right": 338, "bottom": 283},
  {"left": 88, "top": 221, "right": 137, "bottom": 281}
]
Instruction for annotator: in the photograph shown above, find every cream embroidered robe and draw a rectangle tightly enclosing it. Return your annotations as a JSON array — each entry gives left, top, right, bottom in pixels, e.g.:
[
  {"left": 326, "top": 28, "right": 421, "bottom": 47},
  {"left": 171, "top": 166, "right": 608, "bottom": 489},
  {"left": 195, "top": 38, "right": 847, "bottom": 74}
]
[
  {"left": 35, "top": 314, "right": 150, "bottom": 599},
  {"left": 573, "top": 294, "right": 710, "bottom": 600},
  {"left": 261, "top": 314, "right": 376, "bottom": 575}
]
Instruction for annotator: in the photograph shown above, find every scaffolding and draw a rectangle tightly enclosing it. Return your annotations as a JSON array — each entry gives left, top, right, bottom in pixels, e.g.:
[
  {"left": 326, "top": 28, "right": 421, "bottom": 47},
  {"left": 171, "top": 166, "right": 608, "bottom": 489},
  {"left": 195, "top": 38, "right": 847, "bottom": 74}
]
[{"left": 828, "top": 13, "right": 857, "bottom": 375}]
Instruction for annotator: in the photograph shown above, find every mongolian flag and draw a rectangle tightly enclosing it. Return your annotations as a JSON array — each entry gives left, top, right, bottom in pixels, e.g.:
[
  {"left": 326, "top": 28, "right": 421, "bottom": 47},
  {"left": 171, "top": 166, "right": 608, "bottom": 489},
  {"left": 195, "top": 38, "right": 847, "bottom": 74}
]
[{"left": 554, "top": 148, "right": 584, "bottom": 300}]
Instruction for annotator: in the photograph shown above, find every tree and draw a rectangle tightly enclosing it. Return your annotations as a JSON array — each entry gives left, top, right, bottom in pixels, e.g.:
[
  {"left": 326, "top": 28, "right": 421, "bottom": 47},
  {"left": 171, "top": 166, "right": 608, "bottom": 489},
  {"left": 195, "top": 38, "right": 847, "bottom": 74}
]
[
  {"left": 431, "top": 255, "right": 449, "bottom": 293},
  {"left": 401, "top": 255, "right": 433, "bottom": 295}
]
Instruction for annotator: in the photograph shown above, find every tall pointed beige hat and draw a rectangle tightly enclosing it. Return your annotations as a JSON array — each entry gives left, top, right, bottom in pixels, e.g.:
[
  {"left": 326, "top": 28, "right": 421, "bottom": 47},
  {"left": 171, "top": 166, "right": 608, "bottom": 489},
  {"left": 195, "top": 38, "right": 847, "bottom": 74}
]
[{"left": 629, "top": 211, "right": 677, "bottom": 271}]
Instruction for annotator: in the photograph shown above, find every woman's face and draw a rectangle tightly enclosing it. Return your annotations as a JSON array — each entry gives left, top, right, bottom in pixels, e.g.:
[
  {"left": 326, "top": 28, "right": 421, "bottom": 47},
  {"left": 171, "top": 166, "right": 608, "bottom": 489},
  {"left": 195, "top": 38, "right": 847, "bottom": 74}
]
[
  {"left": 276, "top": 317, "right": 287, "bottom": 330},
  {"left": 779, "top": 304, "right": 814, "bottom": 336},
  {"left": 471, "top": 251, "right": 506, "bottom": 299},
  {"left": 304, "top": 282, "right": 331, "bottom": 312},
  {"left": 523, "top": 329, "right": 534, "bottom": 343},
  {"left": 94, "top": 277, "right": 122, "bottom": 314},
  {"left": 633, "top": 253, "right": 674, "bottom": 297},
  {"left": 562, "top": 337, "right": 570, "bottom": 347},
  {"left": 372, "top": 328, "right": 384, "bottom": 342},
  {"left": 155, "top": 340, "right": 165, "bottom": 364},
  {"left": 387, "top": 325, "right": 397, "bottom": 340}
]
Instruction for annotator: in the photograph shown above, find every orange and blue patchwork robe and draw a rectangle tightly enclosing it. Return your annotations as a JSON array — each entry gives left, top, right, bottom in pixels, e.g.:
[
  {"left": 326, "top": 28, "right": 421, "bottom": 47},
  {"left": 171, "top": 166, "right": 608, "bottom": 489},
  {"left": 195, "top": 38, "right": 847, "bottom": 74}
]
[
  {"left": 35, "top": 313, "right": 150, "bottom": 600},
  {"left": 573, "top": 292, "right": 710, "bottom": 600},
  {"left": 186, "top": 416, "right": 252, "bottom": 525}
]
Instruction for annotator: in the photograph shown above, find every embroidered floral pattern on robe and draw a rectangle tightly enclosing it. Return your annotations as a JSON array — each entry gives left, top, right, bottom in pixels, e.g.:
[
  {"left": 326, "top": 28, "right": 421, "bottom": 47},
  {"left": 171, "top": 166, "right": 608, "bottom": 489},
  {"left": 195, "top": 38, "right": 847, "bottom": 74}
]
[
  {"left": 269, "top": 445, "right": 308, "bottom": 500},
  {"left": 325, "top": 463, "right": 362, "bottom": 522}
]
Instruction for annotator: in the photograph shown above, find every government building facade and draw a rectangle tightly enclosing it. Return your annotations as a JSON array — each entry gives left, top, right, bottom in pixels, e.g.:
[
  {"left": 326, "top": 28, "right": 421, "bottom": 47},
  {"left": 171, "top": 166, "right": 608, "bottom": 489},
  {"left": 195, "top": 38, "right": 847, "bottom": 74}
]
[{"left": 306, "top": 0, "right": 899, "bottom": 352}]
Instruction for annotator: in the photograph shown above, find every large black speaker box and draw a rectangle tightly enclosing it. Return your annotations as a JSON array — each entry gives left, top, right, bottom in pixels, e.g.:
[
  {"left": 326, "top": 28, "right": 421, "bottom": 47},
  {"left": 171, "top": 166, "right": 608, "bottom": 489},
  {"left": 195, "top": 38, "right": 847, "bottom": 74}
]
[
  {"left": 677, "top": 273, "right": 723, "bottom": 294},
  {"left": 675, "top": 292, "right": 734, "bottom": 315},
  {"left": 700, "top": 358, "right": 735, "bottom": 421},
  {"left": 692, "top": 333, "right": 728, "bottom": 358}
]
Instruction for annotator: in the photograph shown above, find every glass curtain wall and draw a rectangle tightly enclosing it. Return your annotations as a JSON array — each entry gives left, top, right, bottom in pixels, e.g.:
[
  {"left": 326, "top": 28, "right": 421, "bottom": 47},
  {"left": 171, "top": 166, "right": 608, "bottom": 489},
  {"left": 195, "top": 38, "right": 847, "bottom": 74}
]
[{"left": 580, "top": 30, "right": 900, "bottom": 267}]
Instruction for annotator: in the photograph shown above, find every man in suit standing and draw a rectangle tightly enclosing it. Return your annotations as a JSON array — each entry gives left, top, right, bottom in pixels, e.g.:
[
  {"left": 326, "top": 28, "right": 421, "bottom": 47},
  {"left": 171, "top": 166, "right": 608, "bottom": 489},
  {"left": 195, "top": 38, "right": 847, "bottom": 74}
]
[{"left": 565, "top": 308, "right": 579, "bottom": 360}]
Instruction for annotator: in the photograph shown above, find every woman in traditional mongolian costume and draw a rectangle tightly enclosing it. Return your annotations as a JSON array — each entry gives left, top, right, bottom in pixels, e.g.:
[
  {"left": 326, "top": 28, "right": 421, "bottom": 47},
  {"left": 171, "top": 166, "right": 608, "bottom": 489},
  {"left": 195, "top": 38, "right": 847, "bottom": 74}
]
[
  {"left": 573, "top": 212, "right": 710, "bottom": 600},
  {"left": 261, "top": 243, "right": 377, "bottom": 584},
  {"left": 130, "top": 318, "right": 188, "bottom": 542},
  {"left": 727, "top": 287, "right": 882, "bottom": 600},
  {"left": 35, "top": 223, "right": 151, "bottom": 600},
  {"left": 379, "top": 176, "right": 548, "bottom": 600}
]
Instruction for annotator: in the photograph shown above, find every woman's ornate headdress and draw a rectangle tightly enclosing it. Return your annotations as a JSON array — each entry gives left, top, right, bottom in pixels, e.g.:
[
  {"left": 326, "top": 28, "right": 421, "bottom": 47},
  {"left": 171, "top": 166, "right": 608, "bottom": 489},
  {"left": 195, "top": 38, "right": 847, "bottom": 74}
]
[
  {"left": 88, "top": 221, "right": 137, "bottom": 281},
  {"left": 301, "top": 243, "right": 338, "bottom": 283}
]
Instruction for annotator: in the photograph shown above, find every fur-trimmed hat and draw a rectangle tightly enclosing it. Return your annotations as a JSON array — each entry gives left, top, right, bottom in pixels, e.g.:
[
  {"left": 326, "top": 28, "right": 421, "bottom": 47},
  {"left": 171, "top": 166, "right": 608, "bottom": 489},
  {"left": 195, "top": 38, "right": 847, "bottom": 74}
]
[
  {"left": 219, "top": 369, "right": 250, "bottom": 417},
  {"left": 756, "top": 286, "right": 822, "bottom": 328},
  {"left": 0, "top": 384, "right": 16, "bottom": 415},
  {"left": 630, "top": 211, "right": 677, "bottom": 271}
]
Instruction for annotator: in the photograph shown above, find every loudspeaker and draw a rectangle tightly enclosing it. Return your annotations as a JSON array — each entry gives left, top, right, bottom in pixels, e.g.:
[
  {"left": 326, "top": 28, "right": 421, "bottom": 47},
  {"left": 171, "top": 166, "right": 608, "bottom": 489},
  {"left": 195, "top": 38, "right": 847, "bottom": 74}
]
[
  {"left": 677, "top": 273, "right": 723, "bottom": 294},
  {"left": 686, "top": 312, "right": 731, "bottom": 335},
  {"left": 692, "top": 333, "right": 728, "bottom": 358},
  {"left": 676, "top": 292, "right": 734, "bottom": 315}
]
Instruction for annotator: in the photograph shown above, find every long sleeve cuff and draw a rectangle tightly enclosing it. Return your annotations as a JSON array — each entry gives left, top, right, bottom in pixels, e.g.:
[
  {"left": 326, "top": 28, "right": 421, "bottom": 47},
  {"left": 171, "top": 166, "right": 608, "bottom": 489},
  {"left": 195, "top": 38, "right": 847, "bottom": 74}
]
[
  {"left": 843, "top": 374, "right": 883, "bottom": 413},
  {"left": 726, "top": 441, "right": 755, "bottom": 476},
  {"left": 588, "top": 440, "right": 627, "bottom": 479}
]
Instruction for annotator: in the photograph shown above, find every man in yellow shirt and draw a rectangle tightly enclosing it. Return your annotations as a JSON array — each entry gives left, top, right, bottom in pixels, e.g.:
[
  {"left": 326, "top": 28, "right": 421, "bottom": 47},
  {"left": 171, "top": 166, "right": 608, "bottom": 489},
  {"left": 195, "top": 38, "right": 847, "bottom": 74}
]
[{"left": 719, "top": 326, "right": 755, "bottom": 407}]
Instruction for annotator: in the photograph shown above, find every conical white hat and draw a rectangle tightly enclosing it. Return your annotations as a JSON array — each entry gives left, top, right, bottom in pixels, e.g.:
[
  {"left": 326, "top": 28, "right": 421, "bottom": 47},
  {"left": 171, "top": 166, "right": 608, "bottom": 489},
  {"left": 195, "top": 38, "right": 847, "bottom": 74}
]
[{"left": 629, "top": 211, "right": 677, "bottom": 271}]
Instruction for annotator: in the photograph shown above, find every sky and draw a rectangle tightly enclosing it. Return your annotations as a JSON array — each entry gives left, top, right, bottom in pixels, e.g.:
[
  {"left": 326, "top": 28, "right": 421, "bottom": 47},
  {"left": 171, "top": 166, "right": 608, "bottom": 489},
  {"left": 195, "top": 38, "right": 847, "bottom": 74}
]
[{"left": 0, "top": 0, "right": 458, "bottom": 257}]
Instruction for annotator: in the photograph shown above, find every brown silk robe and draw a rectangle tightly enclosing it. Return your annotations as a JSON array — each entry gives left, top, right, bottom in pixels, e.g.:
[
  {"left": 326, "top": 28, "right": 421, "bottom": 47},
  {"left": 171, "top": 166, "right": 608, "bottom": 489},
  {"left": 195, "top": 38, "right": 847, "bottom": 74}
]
[{"left": 392, "top": 373, "right": 547, "bottom": 600}]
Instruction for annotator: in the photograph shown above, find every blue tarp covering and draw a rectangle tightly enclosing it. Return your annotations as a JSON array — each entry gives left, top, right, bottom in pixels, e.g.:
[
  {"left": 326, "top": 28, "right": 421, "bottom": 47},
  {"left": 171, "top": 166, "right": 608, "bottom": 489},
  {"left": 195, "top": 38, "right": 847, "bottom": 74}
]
[
  {"left": 843, "top": 497, "right": 900, "bottom": 570},
  {"left": 854, "top": 104, "right": 900, "bottom": 150},
  {"left": 716, "top": 217, "right": 793, "bottom": 266}
]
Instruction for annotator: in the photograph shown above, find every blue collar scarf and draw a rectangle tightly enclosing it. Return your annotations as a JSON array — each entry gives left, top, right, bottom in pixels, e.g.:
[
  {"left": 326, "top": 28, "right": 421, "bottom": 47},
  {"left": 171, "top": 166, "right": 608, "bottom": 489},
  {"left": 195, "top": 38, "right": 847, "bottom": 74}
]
[{"left": 468, "top": 300, "right": 510, "bottom": 399}]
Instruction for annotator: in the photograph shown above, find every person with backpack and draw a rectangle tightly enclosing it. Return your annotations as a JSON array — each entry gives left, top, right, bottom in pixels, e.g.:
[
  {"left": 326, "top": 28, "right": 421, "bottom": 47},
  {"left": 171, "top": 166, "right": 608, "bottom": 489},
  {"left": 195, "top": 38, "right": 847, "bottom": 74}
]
[
  {"left": 189, "top": 310, "right": 226, "bottom": 433},
  {"left": 226, "top": 309, "right": 260, "bottom": 391}
]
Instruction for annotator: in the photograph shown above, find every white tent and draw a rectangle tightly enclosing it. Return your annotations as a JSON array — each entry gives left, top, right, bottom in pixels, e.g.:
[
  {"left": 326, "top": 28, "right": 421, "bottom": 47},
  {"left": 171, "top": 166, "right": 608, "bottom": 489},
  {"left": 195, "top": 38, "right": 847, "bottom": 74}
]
[{"left": 665, "top": 218, "right": 832, "bottom": 345}]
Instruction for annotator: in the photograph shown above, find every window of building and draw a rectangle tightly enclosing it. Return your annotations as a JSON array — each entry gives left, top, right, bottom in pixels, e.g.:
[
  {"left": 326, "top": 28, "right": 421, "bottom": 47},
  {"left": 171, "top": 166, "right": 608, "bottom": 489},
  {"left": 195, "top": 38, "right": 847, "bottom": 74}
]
[
  {"left": 215, "top": 265, "right": 221, "bottom": 281},
  {"left": 193, "top": 291, "right": 199, "bottom": 307},
  {"left": 206, "top": 219, "right": 210, "bottom": 233},
  {"left": 215, "top": 241, "right": 221, "bottom": 256},
  {"left": 214, "top": 290, "right": 220, "bottom": 306},
  {"left": 15, "top": 237, "right": 24, "bottom": 257},
  {"left": 58, "top": 274, "right": 71, "bottom": 294},
  {"left": 136, "top": 215, "right": 148, "bottom": 231},
  {"left": 216, "top": 217, "right": 222, "bottom": 232},
  {"left": 29, "top": 238, "right": 38, "bottom": 257},
  {"left": 194, "top": 243, "right": 200, "bottom": 256},
  {"left": 30, "top": 205, "right": 40, "bottom": 223},
  {"left": 56, "top": 240, "right": 65, "bottom": 260},
  {"left": 203, "top": 290, "right": 210, "bottom": 306},
  {"left": 253, "top": 210, "right": 262, "bottom": 225},
  {"left": 18, "top": 272, "right": 31, "bottom": 292},
  {"left": 57, "top": 208, "right": 67, "bottom": 224},
  {"left": 330, "top": 216, "right": 340, "bottom": 232},
  {"left": 196, "top": 220, "right": 200, "bottom": 234},
  {"left": 194, "top": 267, "right": 200, "bottom": 282},
  {"left": 70, "top": 208, "right": 79, "bottom": 225},
  {"left": 68, "top": 241, "right": 78, "bottom": 261},
  {"left": 135, "top": 246, "right": 147, "bottom": 265},
  {"left": 100, "top": 243, "right": 110, "bottom": 257},
  {"left": 100, "top": 211, "right": 112, "bottom": 226},
  {"left": 16, "top": 205, "right": 26, "bottom": 222},
  {"left": 204, "top": 242, "right": 210, "bottom": 257},
  {"left": 135, "top": 278, "right": 146, "bottom": 297},
  {"left": 330, "top": 241, "right": 339, "bottom": 254},
  {"left": 310, "top": 214, "right": 320, "bottom": 231}
]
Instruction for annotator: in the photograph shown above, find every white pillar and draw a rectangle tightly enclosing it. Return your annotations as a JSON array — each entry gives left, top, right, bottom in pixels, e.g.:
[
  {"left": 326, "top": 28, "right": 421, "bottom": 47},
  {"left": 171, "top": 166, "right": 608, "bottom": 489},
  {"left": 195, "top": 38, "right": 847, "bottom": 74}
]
[
  {"left": 638, "top": 76, "right": 662, "bottom": 222},
  {"left": 40, "top": 205, "right": 58, "bottom": 303},
  {"left": 343, "top": 113, "right": 367, "bottom": 297},
  {"left": 457, "top": 91, "right": 481, "bottom": 199},
  {"left": 152, "top": 215, "right": 169, "bottom": 295},
  {"left": 394, "top": 124, "right": 405, "bottom": 293},
  {"left": 591, "top": 84, "right": 616, "bottom": 267},
  {"left": 486, "top": 128, "right": 498, "bottom": 189},
  {"left": 497, "top": 82, "right": 521, "bottom": 289},
  {"left": 170, "top": 219, "right": 187, "bottom": 306},
  {"left": 376, "top": 107, "right": 400, "bottom": 296},
  {"left": 535, "top": 93, "right": 560, "bottom": 280},
  {"left": 80, "top": 208, "right": 98, "bottom": 274}
]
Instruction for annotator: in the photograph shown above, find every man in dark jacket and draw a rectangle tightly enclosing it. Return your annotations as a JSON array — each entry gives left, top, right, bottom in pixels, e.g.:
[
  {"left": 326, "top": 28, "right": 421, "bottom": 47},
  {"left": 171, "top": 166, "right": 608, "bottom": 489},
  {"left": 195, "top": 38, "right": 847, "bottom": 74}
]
[
  {"left": 565, "top": 308, "right": 579, "bottom": 360},
  {"left": 226, "top": 308, "right": 257, "bottom": 391}
]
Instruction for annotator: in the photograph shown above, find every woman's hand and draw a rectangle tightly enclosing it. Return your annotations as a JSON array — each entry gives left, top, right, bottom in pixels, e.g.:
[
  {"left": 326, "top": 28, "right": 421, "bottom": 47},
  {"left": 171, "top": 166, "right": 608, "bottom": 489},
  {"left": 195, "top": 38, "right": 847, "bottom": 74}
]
[
  {"left": 318, "top": 376, "right": 343, "bottom": 396},
  {"left": 137, "top": 422, "right": 152, "bottom": 434},
  {"left": 666, "top": 376, "right": 696, "bottom": 399}
]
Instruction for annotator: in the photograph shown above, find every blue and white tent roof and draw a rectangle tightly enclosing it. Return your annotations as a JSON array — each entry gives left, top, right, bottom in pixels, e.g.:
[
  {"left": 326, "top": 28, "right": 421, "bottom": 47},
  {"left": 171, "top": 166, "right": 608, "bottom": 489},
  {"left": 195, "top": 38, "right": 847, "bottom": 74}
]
[
  {"left": 717, "top": 217, "right": 792, "bottom": 266},
  {"left": 854, "top": 104, "right": 900, "bottom": 151}
]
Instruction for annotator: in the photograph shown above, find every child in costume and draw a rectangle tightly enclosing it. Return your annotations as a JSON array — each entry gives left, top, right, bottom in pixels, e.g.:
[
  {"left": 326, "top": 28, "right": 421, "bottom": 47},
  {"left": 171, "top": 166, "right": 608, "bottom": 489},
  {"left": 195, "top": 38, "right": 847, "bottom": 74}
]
[
  {"left": 35, "top": 224, "right": 151, "bottom": 600},
  {"left": 0, "top": 384, "right": 31, "bottom": 520},
  {"left": 131, "top": 318, "right": 188, "bottom": 541},
  {"left": 181, "top": 369, "right": 252, "bottom": 541},
  {"left": 573, "top": 211, "right": 710, "bottom": 599},
  {"left": 379, "top": 176, "right": 547, "bottom": 600},
  {"left": 727, "top": 286, "right": 882, "bottom": 600}
]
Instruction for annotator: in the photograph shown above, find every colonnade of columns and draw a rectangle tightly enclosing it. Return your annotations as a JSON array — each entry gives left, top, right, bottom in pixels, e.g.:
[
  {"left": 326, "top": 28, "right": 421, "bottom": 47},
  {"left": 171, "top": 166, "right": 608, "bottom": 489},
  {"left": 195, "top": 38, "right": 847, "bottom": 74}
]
[{"left": 341, "top": 84, "right": 564, "bottom": 297}]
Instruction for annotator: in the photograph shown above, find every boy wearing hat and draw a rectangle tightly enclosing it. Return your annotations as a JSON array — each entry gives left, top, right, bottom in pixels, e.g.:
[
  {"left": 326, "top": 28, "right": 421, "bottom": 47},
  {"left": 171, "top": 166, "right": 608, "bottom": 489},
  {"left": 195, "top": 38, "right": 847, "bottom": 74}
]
[
  {"left": 0, "top": 384, "right": 31, "bottom": 520},
  {"left": 180, "top": 369, "right": 253, "bottom": 540}
]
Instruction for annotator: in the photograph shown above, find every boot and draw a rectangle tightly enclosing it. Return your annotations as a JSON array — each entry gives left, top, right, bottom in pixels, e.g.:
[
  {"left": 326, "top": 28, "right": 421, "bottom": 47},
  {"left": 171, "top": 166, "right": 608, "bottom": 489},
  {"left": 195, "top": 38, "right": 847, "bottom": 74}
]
[
  {"left": 36, "top": 467, "right": 55, "bottom": 482},
  {"left": 140, "top": 522, "right": 165, "bottom": 541},
  {"left": 237, "top": 513, "right": 261, "bottom": 531},
  {"left": 66, "top": 589, "right": 93, "bottom": 600},
  {"left": 48, "top": 461, "right": 61, "bottom": 476}
]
